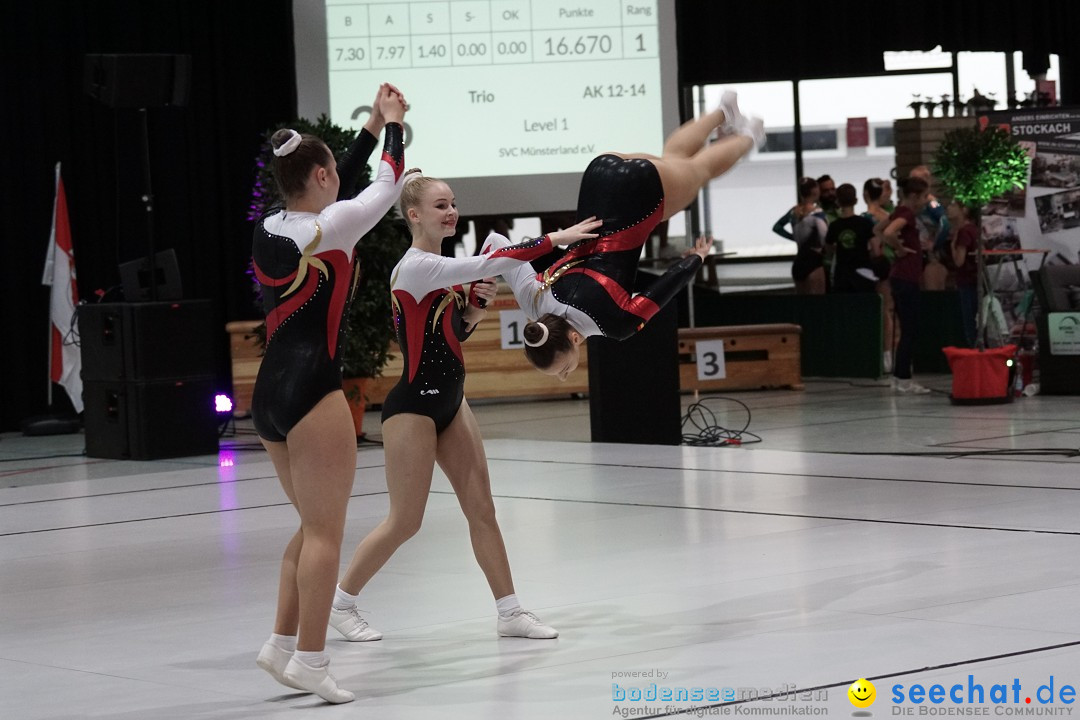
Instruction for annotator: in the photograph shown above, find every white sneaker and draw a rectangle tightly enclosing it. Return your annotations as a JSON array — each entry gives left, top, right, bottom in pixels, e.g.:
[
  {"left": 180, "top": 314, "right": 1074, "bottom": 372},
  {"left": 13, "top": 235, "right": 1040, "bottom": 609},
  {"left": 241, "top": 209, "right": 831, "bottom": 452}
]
[
  {"left": 497, "top": 610, "right": 559, "bottom": 639},
  {"left": 717, "top": 90, "right": 742, "bottom": 132},
  {"left": 282, "top": 657, "right": 355, "bottom": 704},
  {"left": 329, "top": 605, "right": 383, "bottom": 642},
  {"left": 256, "top": 642, "right": 306, "bottom": 691},
  {"left": 894, "top": 378, "right": 931, "bottom": 395},
  {"left": 738, "top": 116, "right": 766, "bottom": 150}
]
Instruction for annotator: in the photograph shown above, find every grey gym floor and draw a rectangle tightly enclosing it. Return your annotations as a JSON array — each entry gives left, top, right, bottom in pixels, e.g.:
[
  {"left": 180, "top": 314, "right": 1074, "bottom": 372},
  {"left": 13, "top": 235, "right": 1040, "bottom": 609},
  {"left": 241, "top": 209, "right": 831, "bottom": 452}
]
[{"left": 2, "top": 376, "right": 1079, "bottom": 719}]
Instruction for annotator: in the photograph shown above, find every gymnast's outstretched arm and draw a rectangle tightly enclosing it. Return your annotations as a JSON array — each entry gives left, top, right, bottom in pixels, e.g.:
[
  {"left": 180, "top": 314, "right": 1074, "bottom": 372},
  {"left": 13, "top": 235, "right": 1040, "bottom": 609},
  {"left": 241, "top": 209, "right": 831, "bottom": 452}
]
[
  {"left": 335, "top": 128, "right": 378, "bottom": 201},
  {"left": 639, "top": 254, "right": 703, "bottom": 308},
  {"left": 393, "top": 234, "right": 553, "bottom": 297},
  {"left": 319, "top": 122, "right": 406, "bottom": 252},
  {"left": 478, "top": 232, "right": 546, "bottom": 316}
]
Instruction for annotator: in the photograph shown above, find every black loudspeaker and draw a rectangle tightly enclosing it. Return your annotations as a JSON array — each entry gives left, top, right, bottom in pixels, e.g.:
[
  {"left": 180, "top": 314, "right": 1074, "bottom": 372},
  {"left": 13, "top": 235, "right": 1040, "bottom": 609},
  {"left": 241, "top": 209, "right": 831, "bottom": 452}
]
[
  {"left": 79, "top": 301, "right": 214, "bottom": 381},
  {"left": 83, "top": 54, "right": 191, "bottom": 108},
  {"left": 83, "top": 378, "right": 219, "bottom": 460},
  {"left": 79, "top": 300, "right": 218, "bottom": 459},
  {"left": 587, "top": 302, "right": 682, "bottom": 445}
]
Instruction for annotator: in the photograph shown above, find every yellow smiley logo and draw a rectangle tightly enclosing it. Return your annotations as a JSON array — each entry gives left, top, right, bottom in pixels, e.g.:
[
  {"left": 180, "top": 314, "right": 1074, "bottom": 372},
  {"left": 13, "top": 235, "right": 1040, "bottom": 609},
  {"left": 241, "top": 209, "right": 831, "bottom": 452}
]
[{"left": 848, "top": 678, "right": 876, "bottom": 708}]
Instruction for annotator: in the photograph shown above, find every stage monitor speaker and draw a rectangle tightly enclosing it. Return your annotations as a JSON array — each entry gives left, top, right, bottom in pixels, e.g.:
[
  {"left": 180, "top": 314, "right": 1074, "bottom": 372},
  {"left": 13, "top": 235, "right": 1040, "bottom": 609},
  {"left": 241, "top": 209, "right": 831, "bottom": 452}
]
[
  {"left": 79, "top": 301, "right": 214, "bottom": 382},
  {"left": 119, "top": 248, "right": 183, "bottom": 302},
  {"left": 83, "top": 53, "right": 191, "bottom": 108},
  {"left": 83, "top": 377, "right": 219, "bottom": 460},
  {"left": 587, "top": 302, "right": 682, "bottom": 445}
]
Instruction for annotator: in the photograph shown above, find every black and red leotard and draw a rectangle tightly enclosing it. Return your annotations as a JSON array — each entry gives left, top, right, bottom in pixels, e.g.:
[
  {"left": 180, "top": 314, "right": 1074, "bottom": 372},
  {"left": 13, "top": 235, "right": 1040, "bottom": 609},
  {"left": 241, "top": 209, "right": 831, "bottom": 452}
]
[
  {"left": 250, "top": 123, "right": 405, "bottom": 442},
  {"left": 489, "top": 154, "right": 702, "bottom": 340},
  {"left": 380, "top": 235, "right": 554, "bottom": 432}
]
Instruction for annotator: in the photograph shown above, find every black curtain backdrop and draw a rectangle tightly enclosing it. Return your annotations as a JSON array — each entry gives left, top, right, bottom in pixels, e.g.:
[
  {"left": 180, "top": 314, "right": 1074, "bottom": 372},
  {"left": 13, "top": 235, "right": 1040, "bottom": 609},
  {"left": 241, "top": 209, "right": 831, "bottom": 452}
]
[
  {"left": 5, "top": 1, "right": 1080, "bottom": 431},
  {"left": 677, "top": 0, "right": 1080, "bottom": 95},
  {"left": 3, "top": 1, "right": 295, "bottom": 430}
]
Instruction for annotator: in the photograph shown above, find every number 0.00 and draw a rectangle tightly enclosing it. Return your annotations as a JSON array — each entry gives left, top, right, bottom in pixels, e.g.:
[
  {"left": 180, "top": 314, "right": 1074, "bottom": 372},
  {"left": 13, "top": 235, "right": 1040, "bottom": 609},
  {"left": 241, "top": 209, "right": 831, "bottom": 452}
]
[
  {"left": 457, "top": 42, "right": 487, "bottom": 57},
  {"left": 497, "top": 40, "right": 527, "bottom": 55}
]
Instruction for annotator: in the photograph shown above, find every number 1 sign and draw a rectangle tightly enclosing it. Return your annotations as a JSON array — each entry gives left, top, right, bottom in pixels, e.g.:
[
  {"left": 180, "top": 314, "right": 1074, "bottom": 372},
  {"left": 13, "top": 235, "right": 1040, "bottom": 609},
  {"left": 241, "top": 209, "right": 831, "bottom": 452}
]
[{"left": 500, "top": 309, "right": 528, "bottom": 350}]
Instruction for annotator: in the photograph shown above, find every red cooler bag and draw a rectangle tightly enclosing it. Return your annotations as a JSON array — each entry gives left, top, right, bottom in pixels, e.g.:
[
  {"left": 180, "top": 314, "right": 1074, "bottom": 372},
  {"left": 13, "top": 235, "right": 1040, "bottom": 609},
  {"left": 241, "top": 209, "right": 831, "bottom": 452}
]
[{"left": 942, "top": 344, "right": 1017, "bottom": 403}]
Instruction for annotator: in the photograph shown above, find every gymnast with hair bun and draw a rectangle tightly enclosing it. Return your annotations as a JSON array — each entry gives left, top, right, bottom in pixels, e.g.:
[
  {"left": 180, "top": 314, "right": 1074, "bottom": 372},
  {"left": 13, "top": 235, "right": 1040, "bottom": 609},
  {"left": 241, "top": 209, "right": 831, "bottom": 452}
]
[
  {"left": 328, "top": 171, "right": 602, "bottom": 644},
  {"left": 483, "top": 91, "right": 764, "bottom": 379},
  {"left": 250, "top": 83, "right": 407, "bottom": 703}
]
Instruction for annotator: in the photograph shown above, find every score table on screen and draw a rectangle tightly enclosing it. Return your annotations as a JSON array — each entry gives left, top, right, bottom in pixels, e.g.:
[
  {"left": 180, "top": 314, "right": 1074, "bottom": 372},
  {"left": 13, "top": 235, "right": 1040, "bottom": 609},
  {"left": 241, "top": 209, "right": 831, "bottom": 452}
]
[{"left": 324, "top": 0, "right": 662, "bottom": 178}]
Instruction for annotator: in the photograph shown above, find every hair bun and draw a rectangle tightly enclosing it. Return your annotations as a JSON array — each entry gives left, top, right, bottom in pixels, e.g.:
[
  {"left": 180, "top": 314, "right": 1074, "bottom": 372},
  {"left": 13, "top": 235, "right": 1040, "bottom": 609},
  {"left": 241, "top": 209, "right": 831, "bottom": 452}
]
[
  {"left": 524, "top": 321, "right": 550, "bottom": 347},
  {"left": 273, "top": 129, "right": 302, "bottom": 157}
]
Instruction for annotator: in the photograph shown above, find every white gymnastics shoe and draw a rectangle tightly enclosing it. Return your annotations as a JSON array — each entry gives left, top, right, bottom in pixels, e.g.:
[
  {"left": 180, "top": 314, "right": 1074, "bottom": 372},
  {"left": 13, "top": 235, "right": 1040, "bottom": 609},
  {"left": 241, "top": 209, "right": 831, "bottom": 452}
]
[
  {"left": 497, "top": 610, "right": 559, "bottom": 639},
  {"left": 282, "top": 657, "right": 355, "bottom": 704},
  {"left": 329, "top": 605, "right": 383, "bottom": 642},
  {"left": 255, "top": 642, "right": 306, "bottom": 691}
]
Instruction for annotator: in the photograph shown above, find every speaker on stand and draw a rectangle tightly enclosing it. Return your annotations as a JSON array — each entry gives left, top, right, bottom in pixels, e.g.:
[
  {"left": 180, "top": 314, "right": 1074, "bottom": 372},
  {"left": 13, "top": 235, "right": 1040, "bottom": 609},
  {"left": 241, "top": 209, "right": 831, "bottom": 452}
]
[
  {"left": 83, "top": 53, "right": 191, "bottom": 302},
  {"left": 79, "top": 55, "right": 216, "bottom": 460}
]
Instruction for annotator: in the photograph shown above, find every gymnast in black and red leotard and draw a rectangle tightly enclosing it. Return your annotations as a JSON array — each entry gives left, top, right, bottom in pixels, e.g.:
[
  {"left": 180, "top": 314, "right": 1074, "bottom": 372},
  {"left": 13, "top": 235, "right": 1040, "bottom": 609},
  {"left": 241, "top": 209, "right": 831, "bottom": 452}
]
[
  {"left": 328, "top": 173, "right": 602, "bottom": 643},
  {"left": 487, "top": 91, "right": 765, "bottom": 379},
  {"left": 250, "top": 84, "right": 406, "bottom": 704}
]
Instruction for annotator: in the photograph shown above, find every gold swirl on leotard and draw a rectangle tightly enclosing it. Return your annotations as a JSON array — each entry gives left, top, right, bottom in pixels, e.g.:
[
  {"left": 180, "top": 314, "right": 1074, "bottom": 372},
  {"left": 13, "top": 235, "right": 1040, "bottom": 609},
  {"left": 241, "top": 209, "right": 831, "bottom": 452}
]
[
  {"left": 281, "top": 220, "right": 330, "bottom": 298},
  {"left": 535, "top": 259, "right": 585, "bottom": 301},
  {"left": 431, "top": 287, "right": 465, "bottom": 332}
]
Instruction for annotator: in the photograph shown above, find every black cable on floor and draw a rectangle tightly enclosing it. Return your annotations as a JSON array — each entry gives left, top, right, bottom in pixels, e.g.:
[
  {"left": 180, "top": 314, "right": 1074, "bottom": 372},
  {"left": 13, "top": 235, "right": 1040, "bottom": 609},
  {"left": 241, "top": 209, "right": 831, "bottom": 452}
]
[
  {"left": 681, "top": 396, "right": 762, "bottom": 447},
  {"left": 0, "top": 453, "right": 88, "bottom": 464},
  {"left": 826, "top": 447, "right": 1080, "bottom": 458}
]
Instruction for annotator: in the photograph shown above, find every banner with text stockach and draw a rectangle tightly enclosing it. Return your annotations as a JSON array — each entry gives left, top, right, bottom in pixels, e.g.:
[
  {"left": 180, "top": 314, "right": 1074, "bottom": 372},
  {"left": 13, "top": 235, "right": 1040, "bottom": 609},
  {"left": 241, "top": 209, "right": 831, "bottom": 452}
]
[{"left": 978, "top": 108, "right": 1080, "bottom": 271}]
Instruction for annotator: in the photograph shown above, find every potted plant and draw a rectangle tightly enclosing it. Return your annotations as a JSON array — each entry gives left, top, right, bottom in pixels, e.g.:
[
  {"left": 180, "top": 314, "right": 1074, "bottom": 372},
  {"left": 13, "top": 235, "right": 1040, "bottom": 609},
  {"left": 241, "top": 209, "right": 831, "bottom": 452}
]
[
  {"left": 932, "top": 124, "right": 1029, "bottom": 350},
  {"left": 247, "top": 115, "right": 410, "bottom": 436}
]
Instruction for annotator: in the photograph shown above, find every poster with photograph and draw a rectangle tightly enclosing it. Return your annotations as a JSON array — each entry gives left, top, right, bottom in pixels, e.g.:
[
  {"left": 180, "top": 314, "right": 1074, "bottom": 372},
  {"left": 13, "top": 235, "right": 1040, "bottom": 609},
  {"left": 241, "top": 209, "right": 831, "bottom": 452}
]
[
  {"left": 1030, "top": 150, "right": 1080, "bottom": 188},
  {"left": 1034, "top": 188, "right": 1080, "bottom": 234},
  {"left": 975, "top": 110, "right": 1080, "bottom": 339},
  {"left": 980, "top": 215, "right": 1022, "bottom": 251},
  {"left": 979, "top": 109, "right": 1080, "bottom": 269}
]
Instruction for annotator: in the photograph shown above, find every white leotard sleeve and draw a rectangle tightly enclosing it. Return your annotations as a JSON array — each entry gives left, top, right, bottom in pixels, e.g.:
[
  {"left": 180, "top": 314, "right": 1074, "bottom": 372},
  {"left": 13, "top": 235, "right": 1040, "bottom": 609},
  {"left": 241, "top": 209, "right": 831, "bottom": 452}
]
[
  {"left": 317, "top": 144, "right": 405, "bottom": 254},
  {"left": 391, "top": 234, "right": 553, "bottom": 300},
  {"left": 480, "top": 233, "right": 601, "bottom": 337}
]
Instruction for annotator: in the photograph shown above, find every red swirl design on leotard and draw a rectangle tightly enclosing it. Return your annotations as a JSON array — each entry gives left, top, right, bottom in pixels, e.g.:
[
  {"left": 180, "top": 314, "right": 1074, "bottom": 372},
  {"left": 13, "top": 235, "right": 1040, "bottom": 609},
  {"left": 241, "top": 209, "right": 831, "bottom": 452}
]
[
  {"left": 442, "top": 298, "right": 464, "bottom": 367},
  {"left": 259, "top": 247, "right": 353, "bottom": 361},
  {"left": 560, "top": 267, "right": 661, "bottom": 322},
  {"left": 537, "top": 202, "right": 665, "bottom": 320},
  {"left": 321, "top": 249, "right": 353, "bottom": 359},
  {"left": 391, "top": 286, "right": 466, "bottom": 382},
  {"left": 392, "top": 289, "right": 439, "bottom": 383},
  {"left": 253, "top": 261, "right": 297, "bottom": 288},
  {"left": 265, "top": 271, "right": 318, "bottom": 341}
]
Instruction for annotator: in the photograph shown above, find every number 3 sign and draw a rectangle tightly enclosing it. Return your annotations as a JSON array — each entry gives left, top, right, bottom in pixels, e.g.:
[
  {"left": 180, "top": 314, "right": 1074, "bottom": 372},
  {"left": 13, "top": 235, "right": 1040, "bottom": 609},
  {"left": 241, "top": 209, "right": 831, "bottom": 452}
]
[{"left": 695, "top": 339, "right": 726, "bottom": 380}]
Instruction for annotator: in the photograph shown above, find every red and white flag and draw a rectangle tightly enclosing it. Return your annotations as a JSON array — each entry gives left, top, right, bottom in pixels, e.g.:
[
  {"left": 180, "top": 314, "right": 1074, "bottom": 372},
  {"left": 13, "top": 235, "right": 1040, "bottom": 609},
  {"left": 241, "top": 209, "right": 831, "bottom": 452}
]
[{"left": 41, "top": 162, "right": 83, "bottom": 413}]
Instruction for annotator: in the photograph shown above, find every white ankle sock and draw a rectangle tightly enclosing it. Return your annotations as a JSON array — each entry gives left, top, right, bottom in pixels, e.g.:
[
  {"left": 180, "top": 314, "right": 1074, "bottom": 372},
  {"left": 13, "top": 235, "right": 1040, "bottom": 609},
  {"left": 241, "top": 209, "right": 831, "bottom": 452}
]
[
  {"left": 333, "top": 584, "right": 359, "bottom": 610},
  {"left": 496, "top": 594, "right": 522, "bottom": 618},
  {"left": 293, "top": 650, "right": 329, "bottom": 668},
  {"left": 268, "top": 633, "right": 296, "bottom": 652}
]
